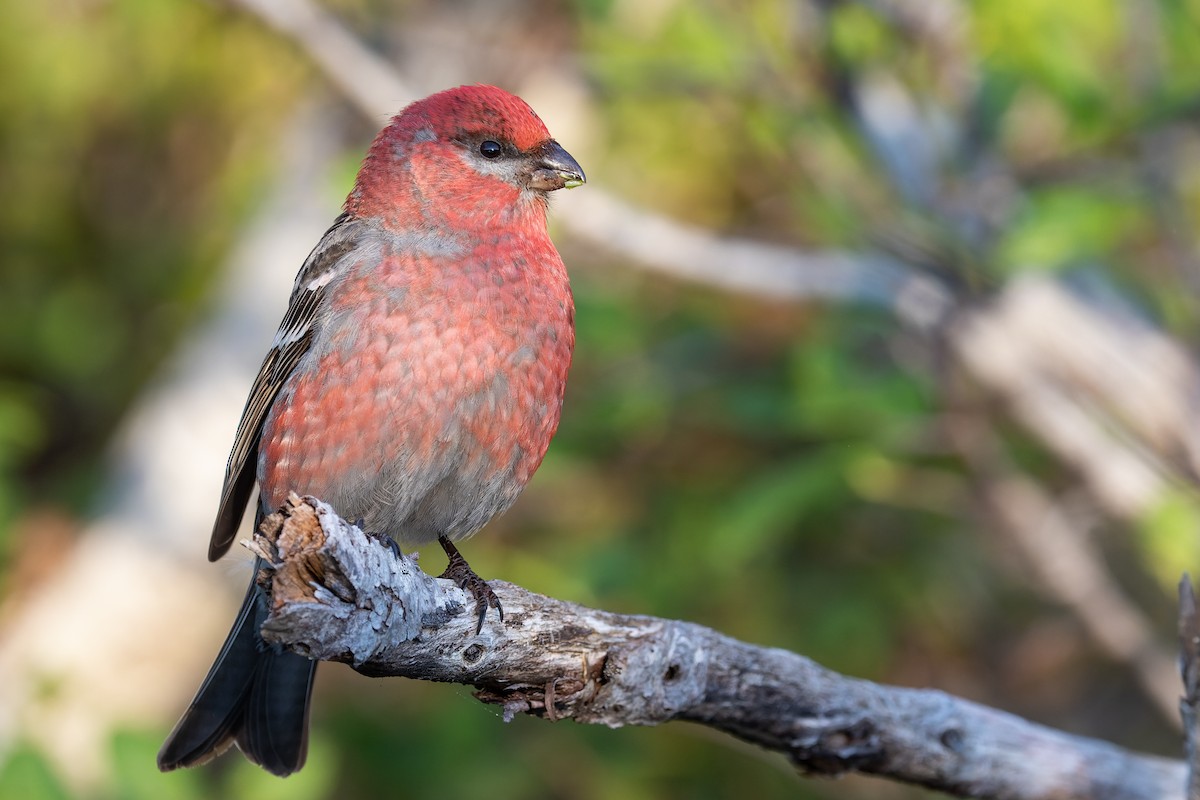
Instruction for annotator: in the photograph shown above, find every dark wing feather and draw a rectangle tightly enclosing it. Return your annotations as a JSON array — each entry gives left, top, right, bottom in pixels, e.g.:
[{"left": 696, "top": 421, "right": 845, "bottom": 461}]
[{"left": 208, "top": 211, "right": 362, "bottom": 561}]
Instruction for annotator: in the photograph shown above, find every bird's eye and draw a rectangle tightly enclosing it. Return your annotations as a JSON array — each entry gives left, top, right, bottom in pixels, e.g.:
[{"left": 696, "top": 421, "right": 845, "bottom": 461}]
[{"left": 479, "top": 140, "right": 503, "bottom": 159}]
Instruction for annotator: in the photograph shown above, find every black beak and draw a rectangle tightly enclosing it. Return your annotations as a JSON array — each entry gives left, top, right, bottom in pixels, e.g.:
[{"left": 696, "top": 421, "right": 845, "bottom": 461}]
[{"left": 528, "top": 140, "right": 585, "bottom": 192}]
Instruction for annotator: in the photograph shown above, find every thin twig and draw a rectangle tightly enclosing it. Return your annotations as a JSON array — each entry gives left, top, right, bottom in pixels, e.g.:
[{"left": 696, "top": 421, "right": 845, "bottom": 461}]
[{"left": 1179, "top": 575, "right": 1200, "bottom": 798}]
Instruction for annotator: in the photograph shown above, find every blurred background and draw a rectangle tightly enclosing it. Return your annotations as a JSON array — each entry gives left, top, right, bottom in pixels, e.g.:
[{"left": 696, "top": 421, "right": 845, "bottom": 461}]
[{"left": 3, "top": 0, "right": 1200, "bottom": 797}]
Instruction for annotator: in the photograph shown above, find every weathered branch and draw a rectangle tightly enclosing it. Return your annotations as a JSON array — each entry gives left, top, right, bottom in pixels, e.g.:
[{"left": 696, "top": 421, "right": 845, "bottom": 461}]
[{"left": 247, "top": 495, "right": 1186, "bottom": 800}]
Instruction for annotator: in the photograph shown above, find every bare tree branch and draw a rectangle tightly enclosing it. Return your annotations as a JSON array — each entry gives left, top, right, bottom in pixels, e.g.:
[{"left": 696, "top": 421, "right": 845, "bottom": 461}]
[
  {"left": 228, "top": 0, "right": 412, "bottom": 121},
  {"left": 246, "top": 495, "right": 1186, "bottom": 800},
  {"left": 952, "top": 278, "right": 1200, "bottom": 518},
  {"left": 557, "top": 189, "right": 955, "bottom": 331},
  {"left": 1179, "top": 576, "right": 1200, "bottom": 799},
  {"left": 947, "top": 413, "right": 1182, "bottom": 727},
  {"left": 987, "top": 476, "right": 1181, "bottom": 725}
]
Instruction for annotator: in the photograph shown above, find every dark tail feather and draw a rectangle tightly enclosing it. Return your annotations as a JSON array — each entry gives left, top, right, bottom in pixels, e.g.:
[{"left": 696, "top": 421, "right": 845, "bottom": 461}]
[
  {"left": 236, "top": 628, "right": 317, "bottom": 773},
  {"left": 157, "top": 561, "right": 317, "bottom": 777}
]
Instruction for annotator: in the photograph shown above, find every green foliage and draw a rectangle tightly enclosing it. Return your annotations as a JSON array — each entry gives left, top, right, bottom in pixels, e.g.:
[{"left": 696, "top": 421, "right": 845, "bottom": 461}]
[
  {"left": 1139, "top": 489, "right": 1200, "bottom": 588},
  {"left": 974, "top": 0, "right": 1122, "bottom": 120},
  {"left": 108, "top": 730, "right": 208, "bottom": 800},
  {"left": 0, "top": 0, "right": 303, "bottom": 530},
  {"left": 0, "top": 743, "right": 70, "bottom": 800},
  {"left": 997, "top": 188, "right": 1145, "bottom": 272},
  {"left": 829, "top": 3, "right": 893, "bottom": 66}
]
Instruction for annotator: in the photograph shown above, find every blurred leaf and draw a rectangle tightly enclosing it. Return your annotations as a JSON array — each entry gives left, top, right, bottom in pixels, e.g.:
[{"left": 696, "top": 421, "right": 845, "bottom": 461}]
[
  {"left": 709, "top": 448, "right": 857, "bottom": 567},
  {"left": 0, "top": 743, "right": 69, "bottom": 800},
  {"left": 974, "top": 0, "right": 1121, "bottom": 124},
  {"left": 997, "top": 189, "right": 1142, "bottom": 272},
  {"left": 1138, "top": 488, "right": 1200, "bottom": 590},
  {"left": 829, "top": 3, "right": 891, "bottom": 66},
  {"left": 786, "top": 320, "right": 930, "bottom": 442},
  {"left": 224, "top": 732, "right": 337, "bottom": 800},
  {"left": 109, "top": 729, "right": 206, "bottom": 800}
]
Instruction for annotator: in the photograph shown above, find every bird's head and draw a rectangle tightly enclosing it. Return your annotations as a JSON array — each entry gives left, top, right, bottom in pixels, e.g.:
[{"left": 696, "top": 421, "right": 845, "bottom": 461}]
[{"left": 348, "top": 85, "right": 585, "bottom": 229}]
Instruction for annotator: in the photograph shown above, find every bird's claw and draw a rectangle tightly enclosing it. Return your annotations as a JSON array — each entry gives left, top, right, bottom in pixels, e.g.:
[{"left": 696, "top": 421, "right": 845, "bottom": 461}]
[
  {"left": 438, "top": 535, "right": 503, "bottom": 633},
  {"left": 364, "top": 528, "right": 402, "bottom": 559}
]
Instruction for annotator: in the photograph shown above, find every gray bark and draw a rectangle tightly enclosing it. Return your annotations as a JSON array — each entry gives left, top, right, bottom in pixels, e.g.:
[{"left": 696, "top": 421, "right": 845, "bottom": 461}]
[{"left": 246, "top": 494, "right": 1187, "bottom": 800}]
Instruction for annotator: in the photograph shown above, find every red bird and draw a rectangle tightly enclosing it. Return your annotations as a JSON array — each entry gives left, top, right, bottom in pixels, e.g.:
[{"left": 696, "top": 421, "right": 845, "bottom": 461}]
[{"left": 158, "top": 85, "right": 584, "bottom": 776}]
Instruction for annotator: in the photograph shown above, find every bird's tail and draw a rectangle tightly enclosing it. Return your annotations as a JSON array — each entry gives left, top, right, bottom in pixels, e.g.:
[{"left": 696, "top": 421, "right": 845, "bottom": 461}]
[{"left": 157, "top": 560, "right": 317, "bottom": 777}]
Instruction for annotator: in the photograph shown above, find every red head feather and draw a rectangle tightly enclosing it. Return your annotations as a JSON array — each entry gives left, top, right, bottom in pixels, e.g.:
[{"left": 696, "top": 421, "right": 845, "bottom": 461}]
[{"left": 346, "top": 85, "right": 559, "bottom": 227}]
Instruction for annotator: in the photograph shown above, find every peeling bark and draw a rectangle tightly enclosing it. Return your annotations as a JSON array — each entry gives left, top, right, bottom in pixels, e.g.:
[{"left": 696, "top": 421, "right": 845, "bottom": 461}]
[{"left": 247, "top": 495, "right": 1187, "bottom": 800}]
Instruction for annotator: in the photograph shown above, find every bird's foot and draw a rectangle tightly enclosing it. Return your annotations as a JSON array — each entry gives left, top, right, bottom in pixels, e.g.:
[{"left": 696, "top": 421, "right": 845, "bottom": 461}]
[
  {"left": 438, "top": 535, "right": 503, "bottom": 633},
  {"left": 363, "top": 527, "right": 402, "bottom": 559}
]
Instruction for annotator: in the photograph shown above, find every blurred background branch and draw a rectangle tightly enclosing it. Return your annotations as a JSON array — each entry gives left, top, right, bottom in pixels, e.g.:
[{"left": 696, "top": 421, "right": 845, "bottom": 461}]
[{"left": 2, "top": 1, "right": 1200, "bottom": 798}]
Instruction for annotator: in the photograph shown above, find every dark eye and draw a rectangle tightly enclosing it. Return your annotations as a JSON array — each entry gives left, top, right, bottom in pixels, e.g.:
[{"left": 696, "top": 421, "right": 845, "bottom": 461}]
[{"left": 479, "top": 140, "right": 503, "bottom": 159}]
